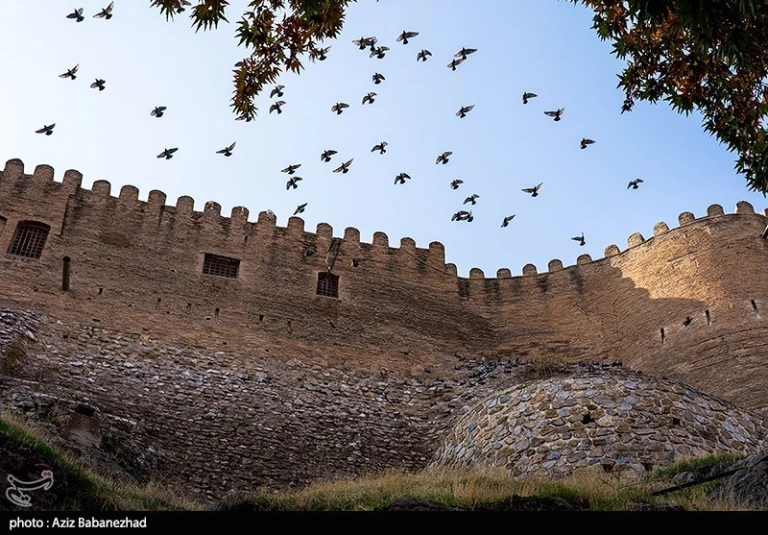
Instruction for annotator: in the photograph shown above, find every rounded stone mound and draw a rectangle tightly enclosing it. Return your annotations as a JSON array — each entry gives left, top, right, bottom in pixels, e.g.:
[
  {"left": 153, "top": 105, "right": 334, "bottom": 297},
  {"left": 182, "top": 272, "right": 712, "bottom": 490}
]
[{"left": 432, "top": 371, "right": 768, "bottom": 479}]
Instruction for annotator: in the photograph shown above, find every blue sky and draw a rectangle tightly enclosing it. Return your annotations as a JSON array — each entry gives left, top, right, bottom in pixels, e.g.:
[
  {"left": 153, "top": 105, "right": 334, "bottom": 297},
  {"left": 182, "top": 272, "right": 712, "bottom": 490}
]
[{"left": 1, "top": 0, "right": 764, "bottom": 277}]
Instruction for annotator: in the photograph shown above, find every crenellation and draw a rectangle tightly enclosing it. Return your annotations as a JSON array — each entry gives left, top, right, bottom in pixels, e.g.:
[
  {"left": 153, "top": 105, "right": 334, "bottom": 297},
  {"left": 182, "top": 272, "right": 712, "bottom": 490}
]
[
  {"left": 316, "top": 222, "right": 333, "bottom": 239},
  {"left": 61, "top": 170, "right": 83, "bottom": 191},
  {"left": 148, "top": 190, "right": 167, "bottom": 207},
  {"left": 91, "top": 180, "right": 111, "bottom": 196},
  {"left": 628, "top": 232, "right": 645, "bottom": 248},
  {"left": 400, "top": 237, "right": 416, "bottom": 250},
  {"left": 343, "top": 227, "right": 360, "bottom": 245},
  {"left": 604, "top": 245, "right": 620, "bottom": 257},
  {"left": 428, "top": 241, "right": 445, "bottom": 265},
  {"left": 653, "top": 222, "right": 669, "bottom": 236},
  {"left": 707, "top": 204, "right": 725, "bottom": 217},
  {"left": 372, "top": 231, "right": 389, "bottom": 247},
  {"left": 576, "top": 254, "right": 592, "bottom": 265},
  {"left": 32, "top": 164, "right": 55, "bottom": 183},
  {"left": 203, "top": 201, "right": 222, "bottom": 217},
  {"left": 469, "top": 268, "right": 484, "bottom": 280},
  {"left": 3, "top": 158, "right": 24, "bottom": 180},
  {"left": 522, "top": 264, "right": 537, "bottom": 276},
  {"left": 176, "top": 196, "right": 195, "bottom": 214},
  {"left": 736, "top": 201, "right": 755, "bottom": 214},
  {"left": 118, "top": 185, "right": 140, "bottom": 203},
  {"left": 286, "top": 216, "right": 305, "bottom": 237},
  {"left": 678, "top": 211, "right": 696, "bottom": 226},
  {"left": 444, "top": 263, "right": 458, "bottom": 276},
  {"left": 496, "top": 268, "right": 512, "bottom": 279},
  {"left": 547, "top": 259, "right": 564, "bottom": 272}
]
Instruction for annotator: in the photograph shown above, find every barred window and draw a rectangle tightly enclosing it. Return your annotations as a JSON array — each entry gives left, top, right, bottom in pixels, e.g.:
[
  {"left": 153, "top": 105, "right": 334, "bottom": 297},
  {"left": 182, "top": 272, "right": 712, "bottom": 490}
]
[
  {"left": 316, "top": 272, "right": 339, "bottom": 298},
  {"left": 8, "top": 221, "right": 50, "bottom": 259},
  {"left": 202, "top": 254, "right": 240, "bottom": 279}
]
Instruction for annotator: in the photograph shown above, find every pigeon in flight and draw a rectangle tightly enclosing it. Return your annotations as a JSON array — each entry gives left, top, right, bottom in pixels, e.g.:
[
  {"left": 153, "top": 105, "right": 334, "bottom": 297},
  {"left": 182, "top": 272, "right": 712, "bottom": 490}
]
[
  {"left": 270, "top": 101, "right": 286, "bottom": 114},
  {"left": 580, "top": 138, "right": 596, "bottom": 149},
  {"left": 362, "top": 92, "right": 377, "bottom": 105},
  {"left": 372, "top": 72, "right": 385, "bottom": 84},
  {"left": 93, "top": 1, "right": 114, "bottom": 19},
  {"left": 270, "top": 85, "right": 285, "bottom": 98},
  {"left": 456, "top": 105, "right": 474, "bottom": 118},
  {"left": 331, "top": 102, "right": 349, "bottom": 115},
  {"left": 455, "top": 47, "right": 477, "bottom": 59},
  {"left": 59, "top": 64, "right": 79, "bottom": 80},
  {"left": 416, "top": 49, "right": 432, "bottom": 62},
  {"left": 282, "top": 163, "right": 302, "bottom": 175},
  {"left": 90, "top": 78, "right": 106, "bottom": 91},
  {"left": 501, "top": 215, "right": 516, "bottom": 228},
  {"left": 321, "top": 150, "right": 337, "bottom": 162},
  {"left": 286, "top": 176, "right": 303, "bottom": 190},
  {"left": 35, "top": 124, "right": 56, "bottom": 136},
  {"left": 370, "top": 46, "right": 389, "bottom": 59},
  {"left": 463, "top": 194, "right": 479, "bottom": 205},
  {"left": 436, "top": 151, "right": 453, "bottom": 165},
  {"left": 151, "top": 106, "right": 167, "bottom": 118},
  {"left": 394, "top": 172, "right": 411, "bottom": 185},
  {"left": 450, "top": 179, "right": 463, "bottom": 190},
  {"left": 452, "top": 210, "right": 473, "bottom": 222},
  {"left": 544, "top": 108, "right": 565, "bottom": 121},
  {"left": 175, "top": 0, "right": 191, "bottom": 12},
  {"left": 333, "top": 158, "right": 354, "bottom": 174},
  {"left": 522, "top": 92, "right": 537, "bottom": 104},
  {"left": 216, "top": 142, "right": 236, "bottom": 157},
  {"left": 310, "top": 46, "right": 331, "bottom": 62},
  {"left": 627, "top": 178, "right": 644, "bottom": 189},
  {"left": 157, "top": 148, "right": 178, "bottom": 159},
  {"left": 294, "top": 203, "right": 307, "bottom": 215},
  {"left": 66, "top": 8, "right": 84, "bottom": 22},
  {"left": 371, "top": 142, "right": 388, "bottom": 154},
  {"left": 522, "top": 183, "right": 543, "bottom": 197},
  {"left": 396, "top": 31, "right": 419, "bottom": 44},
  {"left": 572, "top": 233, "right": 586, "bottom": 246},
  {"left": 447, "top": 58, "right": 465, "bottom": 71},
  {"left": 353, "top": 36, "right": 378, "bottom": 50}
]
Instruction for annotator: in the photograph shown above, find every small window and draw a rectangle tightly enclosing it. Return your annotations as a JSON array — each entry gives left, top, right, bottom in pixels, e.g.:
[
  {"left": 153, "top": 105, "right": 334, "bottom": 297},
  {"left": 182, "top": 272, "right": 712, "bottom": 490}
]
[
  {"left": 8, "top": 221, "right": 50, "bottom": 259},
  {"left": 202, "top": 253, "right": 240, "bottom": 279},
  {"left": 316, "top": 272, "right": 339, "bottom": 298}
]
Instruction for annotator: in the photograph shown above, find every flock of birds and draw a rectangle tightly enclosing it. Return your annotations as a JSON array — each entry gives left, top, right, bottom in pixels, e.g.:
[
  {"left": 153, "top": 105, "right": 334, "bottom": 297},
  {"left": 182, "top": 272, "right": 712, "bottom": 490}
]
[{"left": 32, "top": 4, "right": 649, "bottom": 251}]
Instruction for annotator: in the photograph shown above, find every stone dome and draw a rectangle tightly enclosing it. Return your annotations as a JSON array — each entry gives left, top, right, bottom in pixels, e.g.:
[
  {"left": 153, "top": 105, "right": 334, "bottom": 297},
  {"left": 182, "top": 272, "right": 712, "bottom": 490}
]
[{"left": 432, "top": 371, "right": 767, "bottom": 479}]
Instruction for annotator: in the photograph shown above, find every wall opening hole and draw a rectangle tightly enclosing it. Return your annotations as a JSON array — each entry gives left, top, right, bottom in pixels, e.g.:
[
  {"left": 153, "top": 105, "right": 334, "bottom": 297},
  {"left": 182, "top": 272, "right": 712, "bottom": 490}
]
[
  {"left": 222, "top": 341, "right": 228, "bottom": 345},
  {"left": 683, "top": 316, "right": 692, "bottom": 326},
  {"left": 601, "top": 463, "right": 613, "bottom": 473},
  {"left": 752, "top": 300, "right": 759, "bottom": 314},
  {"left": 214, "top": 308, "right": 220, "bottom": 318},
  {"left": 244, "top": 235, "right": 248, "bottom": 243},
  {"left": 660, "top": 328, "right": 665, "bottom": 345},
  {"left": 672, "top": 417, "right": 681, "bottom": 426},
  {"left": 582, "top": 413, "right": 593, "bottom": 424},
  {"left": 98, "top": 288, "right": 103, "bottom": 296},
  {"left": 705, "top": 309, "right": 711, "bottom": 325},
  {"left": 287, "top": 320, "right": 292, "bottom": 334},
  {"left": 259, "top": 315, "right": 264, "bottom": 323},
  {"left": 642, "top": 462, "right": 653, "bottom": 472},
  {"left": 187, "top": 303, "right": 191, "bottom": 311}
]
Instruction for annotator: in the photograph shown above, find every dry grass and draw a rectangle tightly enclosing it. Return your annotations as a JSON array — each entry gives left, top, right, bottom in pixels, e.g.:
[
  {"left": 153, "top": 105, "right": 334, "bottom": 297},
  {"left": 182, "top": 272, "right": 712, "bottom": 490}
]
[{"left": 518, "top": 355, "right": 570, "bottom": 382}]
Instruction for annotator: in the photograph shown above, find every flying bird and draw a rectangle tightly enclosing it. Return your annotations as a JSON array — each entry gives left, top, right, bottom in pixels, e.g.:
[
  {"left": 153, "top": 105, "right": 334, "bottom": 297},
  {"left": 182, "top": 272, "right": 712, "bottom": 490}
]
[
  {"left": 436, "top": 151, "right": 452, "bottom": 165},
  {"left": 370, "top": 46, "right": 389, "bottom": 59},
  {"left": 353, "top": 36, "right": 377, "bottom": 50},
  {"left": 93, "top": 1, "right": 114, "bottom": 19},
  {"left": 157, "top": 148, "right": 178, "bottom": 159},
  {"left": 270, "top": 85, "right": 285, "bottom": 98},
  {"left": 450, "top": 179, "right": 463, "bottom": 190},
  {"left": 175, "top": 0, "right": 191, "bottom": 12},
  {"left": 362, "top": 92, "right": 377, "bottom": 105},
  {"left": 216, "top": 142, "right": 236, "bottom": 156},
  {"left": 627, "top": 178, "right": 644, "bottom": 189},
  {"left": 463, "top": 194, "right": 479, "bottom": 205},
  {"left": 683, "top": 316, "right": 693, "bottom": 326},
  {"left": 150, "top": 106, "right": 167, "bottom": 118},
  {"left": 371, "top": 142, "right": 388, "bottom": 154},
  {"left": 35, "top": 124, "right": 56, "bottom": 136},
  {"left": 321, "top": 150, "right": 337, "bottom": 162},
  {"left": 286, "top": 176, "right": 303, "bottom": 190},
  {"left": 310, "top": 46, "right": 331, "bottom": 62},
  {"left": 59, "top": 64, "right": 79, "bottom": 80},
  {"left": 447, "top": 58, "right": 465, "bottom": 71},
  {"left": 294, "top": 203, "right": 307, "bottom": 215},
  {"left": 66, "top": 8, "right": 84, "bottom": 22},
  {"left": 501, "top": 215, "right": 516, "bottom": 228},
  {"left": 372, "top": 72, "right": 385, "bottom": 84},
  {"left": 282, "top": 163, "right": 302, "bottom": 175},
  {"left": 544, "top": 108, "right": 565, "bottom": 121},
  {"left": 394, "top": 172, "right": 411, "bottom": 184},
  {"left": 331, "top": 102, "right": 349, "bottom": 115},
  {"left": 416, "top": 49, "right": 432, "bottom": 62},
  {"left": 522, "top": 183, "right": 543, "bottom": 197},
  {"left": 580, "top": 138, "right": 596, "bottom": 149},
  {"left": 351, "top": 258, "right": 362, "bottom": 267},
  {"left": 572, "top": 233, "right": 586, "bottom": 246},
  {"left": 396, "top": 31, "right": 419, "bottom": 44},
  {"left": 456, "top": 105, "right": 474, "bottom": 118},
  {"left": 452, "top": 210, "right": 473, "bottom": 222},
  {"left": 269, "top": 101, "right": 286, "bottom": 114},
  {"left": 90, "top": 78, "right": 106, "bottom": 91},
  {"left": 522, "top": 92, "right": 537, "bottom": 104},
  {"left": 455, "top": 48, "right": 477, "bottom": 60},
  {"left": 333, "top": 158, "right": 354, "bottom": 174}
]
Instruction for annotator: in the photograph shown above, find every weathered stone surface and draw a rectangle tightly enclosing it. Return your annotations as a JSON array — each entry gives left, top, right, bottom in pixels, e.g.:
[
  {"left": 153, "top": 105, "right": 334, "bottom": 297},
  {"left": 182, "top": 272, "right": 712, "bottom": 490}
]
[{"left": 715, "top": 450, "right": 768, "bottom": 509}]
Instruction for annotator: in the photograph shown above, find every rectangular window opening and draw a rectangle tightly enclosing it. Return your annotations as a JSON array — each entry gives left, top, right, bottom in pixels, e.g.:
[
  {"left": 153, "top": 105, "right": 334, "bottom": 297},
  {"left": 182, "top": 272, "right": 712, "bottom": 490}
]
[
  {"left": 316, "top": 272, "right": 339, "bottom": 298},
  {"left": 8, "top": 221, "right": 50, "bottom": 259},
  {"left": 202, "top": 253, "right": 240, "bottom": 279}
]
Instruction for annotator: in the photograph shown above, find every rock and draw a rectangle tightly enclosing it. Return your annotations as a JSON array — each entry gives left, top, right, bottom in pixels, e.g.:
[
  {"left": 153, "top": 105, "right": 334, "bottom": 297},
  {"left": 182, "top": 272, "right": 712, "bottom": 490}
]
[{"left": 714, "top": 451, "right": 768, "bottom": 509}]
